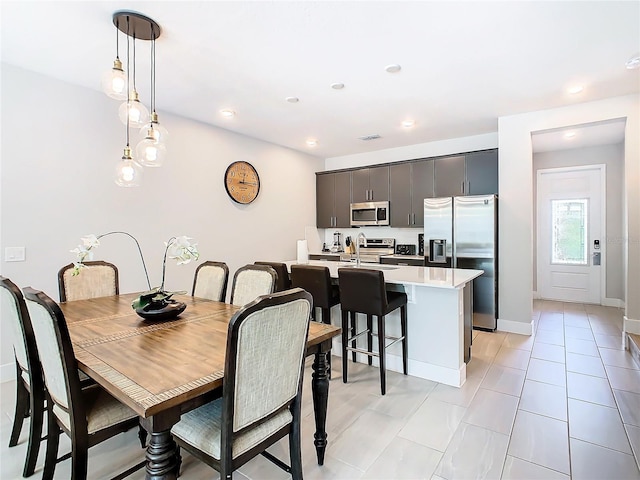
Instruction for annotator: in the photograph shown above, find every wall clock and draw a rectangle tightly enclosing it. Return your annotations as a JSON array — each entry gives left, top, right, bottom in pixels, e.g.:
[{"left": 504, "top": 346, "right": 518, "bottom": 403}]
[{"left": 224, "top": 161, "right": 261, "bottom": 204}]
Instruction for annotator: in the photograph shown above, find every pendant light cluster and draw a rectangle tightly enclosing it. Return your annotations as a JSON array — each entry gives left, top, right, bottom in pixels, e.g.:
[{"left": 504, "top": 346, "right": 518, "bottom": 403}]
[{"left": 102, "top": 11, "right": 167, "bottom": 187}]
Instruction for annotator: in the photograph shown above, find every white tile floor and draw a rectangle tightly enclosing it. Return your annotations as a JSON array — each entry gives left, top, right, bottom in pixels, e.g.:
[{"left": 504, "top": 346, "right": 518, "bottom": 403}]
[{"left": 1, "top": 300, "right": 639, "bottom": 479}]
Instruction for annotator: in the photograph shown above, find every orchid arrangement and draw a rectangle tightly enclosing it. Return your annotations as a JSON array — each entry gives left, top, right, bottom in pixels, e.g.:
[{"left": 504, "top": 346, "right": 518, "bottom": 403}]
[{"left": 71, "top": 232, "right": 199, "bottom": 311}]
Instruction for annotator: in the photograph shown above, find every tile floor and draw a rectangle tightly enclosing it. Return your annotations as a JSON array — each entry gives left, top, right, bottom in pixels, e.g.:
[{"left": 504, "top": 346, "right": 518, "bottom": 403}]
[{"left": 1, "top": 300, "right": 639, "bottom": 479}]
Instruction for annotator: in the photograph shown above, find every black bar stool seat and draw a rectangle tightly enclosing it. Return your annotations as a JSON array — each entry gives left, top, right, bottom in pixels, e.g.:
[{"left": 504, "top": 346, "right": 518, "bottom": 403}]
[
  {"left": 338, "top": 268, "right": 408, "bottom": 395},
  {"left": 254, "top": 261, "right": 291, "bottom": 292}
]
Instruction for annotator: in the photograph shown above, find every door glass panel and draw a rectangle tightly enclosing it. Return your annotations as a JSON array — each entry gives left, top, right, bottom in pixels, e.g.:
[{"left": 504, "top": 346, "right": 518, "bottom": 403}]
[{"left": 551, "top": 199, "right": 588, "bottom": 265}]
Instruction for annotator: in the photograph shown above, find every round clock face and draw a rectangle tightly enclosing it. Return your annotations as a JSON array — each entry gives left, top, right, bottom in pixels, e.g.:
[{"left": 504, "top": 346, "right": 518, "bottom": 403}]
[{"left": 224, "top": 161, "right": 260, "bottom": 204}]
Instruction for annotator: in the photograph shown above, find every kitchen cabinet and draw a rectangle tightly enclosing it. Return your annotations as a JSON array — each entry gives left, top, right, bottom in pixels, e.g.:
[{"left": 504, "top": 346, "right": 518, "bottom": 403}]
[
  {"left": 316, "top": 171, "right": 351, "bottom": 228},
  {"left": 351, "top": 166, "right": 389, "bottom": 203},
  {"left": 389, "top": 160, "right": 434, "bottom": 227},
  {"left": 434, "top": 155, "right": 466, "bottom": 197},
  {"left": 465, "top": 149, "right": 498, "bottom": 195}
]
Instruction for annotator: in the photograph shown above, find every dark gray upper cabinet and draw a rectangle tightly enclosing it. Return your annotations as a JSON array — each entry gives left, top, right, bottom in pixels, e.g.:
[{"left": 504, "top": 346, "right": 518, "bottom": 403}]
[
  {"left": 434, "top": 155, "right": 466, "bottom": 197},
  {"left": 316, "top": 171, "right": 351, "bottom": 228},
  {"left": 390, "top": 160, "right": 434, "bottom": 227},
  {"left": 465, "top": 150, "right": 498, "bottom": 195},
  {"left": 411, "top": 160, "right": 434, "bottom": 227},
  {"left": 351, "top": 166, "right": 389, "bottom": 203}
]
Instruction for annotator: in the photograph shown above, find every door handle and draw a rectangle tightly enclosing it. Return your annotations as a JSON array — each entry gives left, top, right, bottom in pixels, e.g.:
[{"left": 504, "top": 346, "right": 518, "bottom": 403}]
[{"left": 408, "top": 214, "right": 411, "bottom": 226}]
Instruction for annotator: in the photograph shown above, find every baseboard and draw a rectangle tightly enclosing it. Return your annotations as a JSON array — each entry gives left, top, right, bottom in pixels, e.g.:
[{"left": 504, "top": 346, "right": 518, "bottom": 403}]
[
  {"left": 624, "top": 316, "right": 640, "bottom": 335},
  {"left": 497, "top": 317, "right": 533, "bottom": 336},
  {"left": 603, "top": 297, "right": 625, "bottom": 308},
  {"left": 1, "top": 362, "right": 16, "bottom": 384}
]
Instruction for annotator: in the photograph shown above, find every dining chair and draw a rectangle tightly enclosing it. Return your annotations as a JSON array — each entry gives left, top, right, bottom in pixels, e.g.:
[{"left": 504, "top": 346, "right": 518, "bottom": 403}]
[
  {"left": 338, "top": 268, "right": 408, "bottom": 395},
  {"left": 192, "top": 261, "right": 230, "bottom": 302},
  {"left": 171, "top": 288, "right": 312, "bottom": 479},
  {"left": 229, "top": 264, "right": 277, "bottom": 306},
  {"left": 23, "top": 287, "right": 146, "bottom": 480},
  {"left": 1, "top": 276, "right": 45, "bottom": 478},
  {"left": 57, "top": 260, "right": 119, "bottom": 302},
  {"left": 254, "top": 261, "right": 291, "bottom": 292}
]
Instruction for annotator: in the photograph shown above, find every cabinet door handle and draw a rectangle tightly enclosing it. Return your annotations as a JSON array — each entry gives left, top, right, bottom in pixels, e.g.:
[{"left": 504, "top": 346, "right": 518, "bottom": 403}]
[
  {"left": 370, "top": 189, "right": 373, "bottom": 200},
  {"left": 461, "top": 181, "right": 465, "bottom": 194},
  {"left": 408, "top": 214, "right": 411, "bottom": 226},
  {"left": 412, "top": 213, "right": 416, "bottom": 225}
]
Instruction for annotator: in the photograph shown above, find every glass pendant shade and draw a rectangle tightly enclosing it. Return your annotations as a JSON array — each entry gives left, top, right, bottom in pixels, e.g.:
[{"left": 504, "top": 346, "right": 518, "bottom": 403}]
[
  {"left": 136, "top": 131, "right": 167, "bottom": 167},
  {"left": 138, "top": 112, "right": 168, "bottom": 144},
  {"left": 102, "top": 58, "right": 127, "bottom": 100},
  {"left": 119, "top": 91, "right": 149, "bottom": 127},
  {"left": 115, "top": 147, "right": 143, "bottom": 187}
]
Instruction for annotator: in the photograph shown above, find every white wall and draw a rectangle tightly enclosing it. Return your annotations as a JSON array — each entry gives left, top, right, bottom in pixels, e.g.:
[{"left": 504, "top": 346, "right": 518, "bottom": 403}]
[
  {"left": 533, "top": 143, "right": 625, "bottom": 302},
  {"left": 0, "top": 64, "right": 324, "bottom": 381},
  {"left": 498, "top": 95, "right": 640, "bottom": 334}
]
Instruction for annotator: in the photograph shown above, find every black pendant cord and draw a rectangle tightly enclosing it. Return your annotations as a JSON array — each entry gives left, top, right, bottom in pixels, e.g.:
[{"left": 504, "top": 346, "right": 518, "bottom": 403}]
[
  {"left": 115, "top": 18, "right": 120, "bottom": 62},
  {"left": 125, "top": 16, "right": 131, "bottom": 148},
  {"left": 151, "top": 37, "right": 156, "bottom": 114},
  {"left": 132, "top": 34, "right": 137, "bottom": 94}
]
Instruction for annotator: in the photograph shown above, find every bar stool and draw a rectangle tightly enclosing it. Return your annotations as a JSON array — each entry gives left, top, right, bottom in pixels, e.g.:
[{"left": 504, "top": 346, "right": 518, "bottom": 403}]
[
  {"left": 338, "top": 268, "right": 408, "bottom": 395},
  {"left": 254, "top": 261, "right": 291, "bottom": 292},
  {"left": 290, "top": 264, "right": 340, "bottom": 324}
]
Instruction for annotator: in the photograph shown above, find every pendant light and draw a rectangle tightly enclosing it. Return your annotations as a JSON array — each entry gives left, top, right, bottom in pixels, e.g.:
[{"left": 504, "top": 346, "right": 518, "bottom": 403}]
[
  {"left": 115, "top": 16, "right": 142, "bottom": 187},
  {"left": 101, "top": 25, "right": 127, "bottom": 100},
  {"left": 136, "top": 36, "right": 168, "bottom": 167},
  {"left": 107, "top": 11, "right": 162, "bottom": 186}
]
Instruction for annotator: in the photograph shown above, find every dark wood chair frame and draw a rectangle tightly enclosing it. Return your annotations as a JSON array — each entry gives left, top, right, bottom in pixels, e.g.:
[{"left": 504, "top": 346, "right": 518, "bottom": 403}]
[
  {"left": 229, "top": 264, "right": 277, "bottom": 306},
  {"left": 57, "top": 260, "right": 120, "bottom": 302},
  {"left": 337, "top": 268, "right": 408, "bottom": 395},
  {"left": 23, "top": 287, "right": 145, "bottom": 480},
  {"left": 2, "top": 276, "right": 45, "bottom": 478},
  {"left": 254, "top": 261, "right": 291, "bottom": 292},
  {"left": 191, "top": 260, "right": 230, "bottom": 302},
  {"left": 174, "top": 288, "right": 312, "bottom": 479}
]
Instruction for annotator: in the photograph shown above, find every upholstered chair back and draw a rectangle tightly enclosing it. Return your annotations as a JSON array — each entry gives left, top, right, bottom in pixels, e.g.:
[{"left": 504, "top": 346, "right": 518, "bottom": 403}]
[
  {"left": 58, "top": 261, "right": 119, "bottom": 302},
  {"left": 227, "top": 290, "right": 311, "bottom": 432},
  {"left": 1, "top": 278, "right": 30, "bottom": 380},
  {"left": 192, "top": 261, "right": 229, "bottom": 302},
  {"left": 230, "top": 264, "right": 276, "bottom": 306},
  {"left": 24, "top": 288, "right": 84, "bottom": 433}
]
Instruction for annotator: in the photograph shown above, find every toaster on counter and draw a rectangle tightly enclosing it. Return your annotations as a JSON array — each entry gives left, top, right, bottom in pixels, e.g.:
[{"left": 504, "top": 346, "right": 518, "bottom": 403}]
[{"left": 395, "top": 244, "right": 416, "bottom": 255}]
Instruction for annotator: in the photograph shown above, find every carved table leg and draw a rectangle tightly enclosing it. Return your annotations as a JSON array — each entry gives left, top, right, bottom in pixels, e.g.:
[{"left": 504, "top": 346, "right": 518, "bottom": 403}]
[
  {"left": 142, "top": 409, "right": 181, "bottom": 480},
  {"left": 311, "top": 347, "right": 330, "bottom": 465}
]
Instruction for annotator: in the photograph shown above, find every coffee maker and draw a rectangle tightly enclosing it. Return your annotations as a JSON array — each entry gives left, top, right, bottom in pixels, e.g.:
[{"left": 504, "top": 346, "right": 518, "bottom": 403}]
[{"left": 330, "top": 231, "right": 344, "bottom": 253}]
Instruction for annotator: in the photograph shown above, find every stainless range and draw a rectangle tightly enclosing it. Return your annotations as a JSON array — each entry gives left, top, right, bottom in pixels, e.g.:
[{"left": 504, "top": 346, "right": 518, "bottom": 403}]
[{"left": 340, "top": 237, "right": 395, "bottom": 263}]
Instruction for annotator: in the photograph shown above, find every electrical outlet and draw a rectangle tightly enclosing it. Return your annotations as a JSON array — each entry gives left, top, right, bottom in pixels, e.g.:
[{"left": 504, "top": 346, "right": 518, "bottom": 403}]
[{"left": 5, "top": 247, "right": 26, "bottom": 262}]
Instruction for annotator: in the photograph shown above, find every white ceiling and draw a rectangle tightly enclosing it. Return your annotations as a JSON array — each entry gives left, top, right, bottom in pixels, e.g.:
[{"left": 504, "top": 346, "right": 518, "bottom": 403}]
[{"left": 1, "top": 1, "right": 639, "bottom": 159}]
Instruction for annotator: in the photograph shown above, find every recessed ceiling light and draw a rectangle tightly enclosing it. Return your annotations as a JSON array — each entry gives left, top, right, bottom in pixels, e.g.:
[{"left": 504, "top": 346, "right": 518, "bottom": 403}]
[
  {"left": 286, "top": 96, "right": 299, "bottom": 103},
  {"left": 331, "top": 83, "right": 345, "bottom": 90},
  {"left": 220, "top": 109, "right": 235, "bottom": 118},
  {"left": 385, "top": 64, "right": 401, "bottom": 73},
  {"left": 564, "top": 131, "right": 576, "bottom": 138},
  {"left": 402, "top": 120, "right": 415, "bottom": 128},
  {"left": 306, "top": 139, "right": 318, "bottom": 147},
  {"left": 626, "top": 54, "right": 640, "bottom": 69},
  {"left": 567, "top": 85, "right": 584, "bottom": 94}
]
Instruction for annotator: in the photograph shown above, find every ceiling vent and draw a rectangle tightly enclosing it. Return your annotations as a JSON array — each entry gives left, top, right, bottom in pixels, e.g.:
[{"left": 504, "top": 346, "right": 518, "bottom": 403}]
[{"left": 358, "top": 134, "right": 381, "bottom": 141}]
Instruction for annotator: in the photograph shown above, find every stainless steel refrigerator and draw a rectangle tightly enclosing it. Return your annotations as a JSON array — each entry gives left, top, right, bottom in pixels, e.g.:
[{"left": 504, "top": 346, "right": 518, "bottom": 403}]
[{"left": 424, "top": 194, "right": 498, "bottom": 330}]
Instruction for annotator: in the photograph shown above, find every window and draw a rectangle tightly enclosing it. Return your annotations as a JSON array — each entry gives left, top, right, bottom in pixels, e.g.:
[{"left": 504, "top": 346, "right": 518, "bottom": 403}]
[{"left": 551, "top": 199, "right": 588, "bottom": 265}]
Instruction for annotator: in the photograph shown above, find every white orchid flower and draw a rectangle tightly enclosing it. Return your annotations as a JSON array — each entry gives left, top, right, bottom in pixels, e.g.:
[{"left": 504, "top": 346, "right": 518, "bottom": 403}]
[
  {"left": 81, "top": 234, "right": 100, "bottom": 249},
  {"left": 70, "top": 245, "right": 94, "bottom": 262},
  {"left": 166, "top": 236, "right": 200, "bottom": 265}
]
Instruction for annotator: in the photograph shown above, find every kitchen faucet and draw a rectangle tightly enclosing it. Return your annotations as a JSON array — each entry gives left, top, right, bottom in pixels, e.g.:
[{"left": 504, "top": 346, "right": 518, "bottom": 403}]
[{"left": 355, "top": 231, "right": 367, "bottom": 267}]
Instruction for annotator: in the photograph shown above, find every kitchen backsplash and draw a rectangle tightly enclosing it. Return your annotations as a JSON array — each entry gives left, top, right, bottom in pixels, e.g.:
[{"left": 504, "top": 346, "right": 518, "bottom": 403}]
[{"left": 316, "top": 227, "right": 423, "bottom": 252}]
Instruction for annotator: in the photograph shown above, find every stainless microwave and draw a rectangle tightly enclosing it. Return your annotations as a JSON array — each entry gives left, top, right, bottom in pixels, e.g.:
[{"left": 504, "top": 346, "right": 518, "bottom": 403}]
[{"left": 350, "top": 201, "right": 390, "bottom": 226}]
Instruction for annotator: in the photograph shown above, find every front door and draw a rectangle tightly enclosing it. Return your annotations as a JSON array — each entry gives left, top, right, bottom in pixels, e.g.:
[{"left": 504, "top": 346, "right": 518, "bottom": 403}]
[{"left": 537, "top": 165, "right": 605, "bottom": 303}]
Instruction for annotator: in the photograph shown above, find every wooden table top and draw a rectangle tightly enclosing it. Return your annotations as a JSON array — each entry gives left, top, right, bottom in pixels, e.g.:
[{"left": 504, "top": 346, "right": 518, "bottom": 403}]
[{"left": 60, "top": 293, "right": 341, "bottom": 418}]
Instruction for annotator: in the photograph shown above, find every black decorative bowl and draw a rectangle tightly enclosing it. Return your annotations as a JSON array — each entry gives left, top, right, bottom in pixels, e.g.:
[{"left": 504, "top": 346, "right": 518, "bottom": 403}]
[{"left": 135, "top": 300, "right": 187, "bottom": 321}]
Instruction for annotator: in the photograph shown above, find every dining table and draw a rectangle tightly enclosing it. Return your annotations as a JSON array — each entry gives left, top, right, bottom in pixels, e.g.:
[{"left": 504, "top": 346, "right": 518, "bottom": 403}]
[{"left": 59, "top": 292, "right": 341, "bottom": 480}]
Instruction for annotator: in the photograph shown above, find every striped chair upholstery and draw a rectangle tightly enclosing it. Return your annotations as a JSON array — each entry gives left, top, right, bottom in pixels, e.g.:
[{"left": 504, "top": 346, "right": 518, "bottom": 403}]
[
  {"left": 23, "top": 287, "right": 144, "bottom": 480},
  {"left": 1, "top": 276, "right": 45, "bottom": 477},
  {"left": 171, "top": 288, "right": 312, "bottom": 479},
  {"left": 229, "top": 264, "right": 277, "bottom": 306},
  {"left": 57, "top": 261, "right": 119, "bottom": 302},
  {"left": 192, "top": 261, "right": 229, "bottom": 302}
]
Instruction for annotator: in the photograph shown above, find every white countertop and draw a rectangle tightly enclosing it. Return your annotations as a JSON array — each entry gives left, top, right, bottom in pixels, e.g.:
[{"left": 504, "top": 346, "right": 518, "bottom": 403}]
[{"left": 287, "top": 260, "right": 482, "bottom": 289}]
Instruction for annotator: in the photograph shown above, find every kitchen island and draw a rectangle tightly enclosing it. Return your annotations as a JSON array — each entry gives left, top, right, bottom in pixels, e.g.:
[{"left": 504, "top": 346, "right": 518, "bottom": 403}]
[{"left": 287, "top": 260, "right": 483, "bottom": 387}]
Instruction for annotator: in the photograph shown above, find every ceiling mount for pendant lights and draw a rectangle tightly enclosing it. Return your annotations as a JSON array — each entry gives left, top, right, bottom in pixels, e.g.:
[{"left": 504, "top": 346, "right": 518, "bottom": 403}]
[{"left": 104, "top": 11, "right": 166, "bottom": 186}]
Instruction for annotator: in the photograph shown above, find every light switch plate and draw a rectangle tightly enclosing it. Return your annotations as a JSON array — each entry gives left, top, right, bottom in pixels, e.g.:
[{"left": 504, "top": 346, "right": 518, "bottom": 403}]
[{"left": 5, "top": 247, "right": 26, "bottom": 262}]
